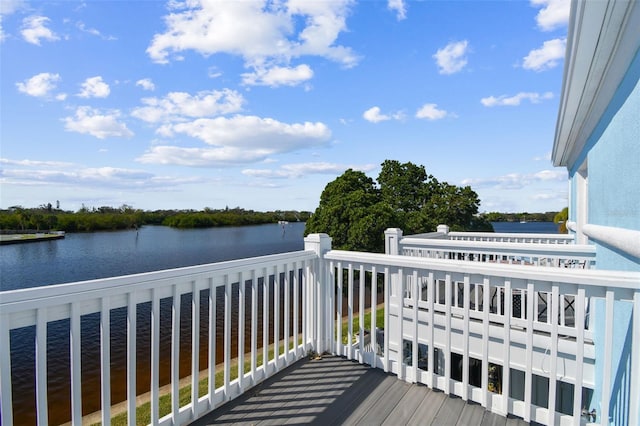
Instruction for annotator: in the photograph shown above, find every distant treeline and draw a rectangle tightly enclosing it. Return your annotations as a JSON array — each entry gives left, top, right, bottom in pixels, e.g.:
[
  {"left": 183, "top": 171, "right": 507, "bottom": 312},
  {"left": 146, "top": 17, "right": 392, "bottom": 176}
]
[
  {"left": 0, "top": 205, "right": 311, "bottom": 233},
  {"left": 479, "top": 211, "right": 559, "bottom": 222}
]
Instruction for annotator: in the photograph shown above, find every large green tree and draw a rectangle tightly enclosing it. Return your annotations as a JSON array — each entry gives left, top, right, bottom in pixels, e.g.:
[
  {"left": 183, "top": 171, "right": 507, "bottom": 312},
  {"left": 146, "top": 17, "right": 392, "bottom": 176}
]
[
  {"left": 305, "top": 160, "right": 490, "bottom": 252},
  {"left": 304, "top": 169, "right": 397, "bottom": 251}
]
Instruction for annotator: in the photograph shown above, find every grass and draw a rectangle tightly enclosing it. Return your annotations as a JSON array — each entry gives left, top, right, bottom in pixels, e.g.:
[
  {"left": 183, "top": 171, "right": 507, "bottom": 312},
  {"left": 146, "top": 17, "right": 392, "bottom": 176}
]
[
  {"left": 92, "top": 307, "right": 385, "bottom": 426},
  {"left": 339, "top": 305, "right": 385, "bottom": 344},
  {"left": 95, "top": 339, "right": 300, "bottom": 426}
]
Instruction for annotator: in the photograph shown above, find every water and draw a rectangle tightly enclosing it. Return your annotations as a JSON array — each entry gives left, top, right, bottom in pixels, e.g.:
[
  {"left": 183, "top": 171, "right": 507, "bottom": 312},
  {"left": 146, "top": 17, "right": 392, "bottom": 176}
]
[
  {"left": 1, "top": 222, "right": 306, "bottom": 291},
  {"left": 490, "top": 221, "right": 559, "bottom": 234}
]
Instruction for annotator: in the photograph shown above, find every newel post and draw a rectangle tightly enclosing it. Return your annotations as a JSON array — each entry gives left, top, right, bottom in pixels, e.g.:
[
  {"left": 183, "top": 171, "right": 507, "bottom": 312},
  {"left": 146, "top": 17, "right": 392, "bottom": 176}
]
[
  {"left": 437, "top": 224, "right": 450, "bottom": 235},
  {"left": 304, "top": 233, "right": 332, "bottom": 354},
  {"left": 385, "top": 228, "right": 403, "bottom": 255}
]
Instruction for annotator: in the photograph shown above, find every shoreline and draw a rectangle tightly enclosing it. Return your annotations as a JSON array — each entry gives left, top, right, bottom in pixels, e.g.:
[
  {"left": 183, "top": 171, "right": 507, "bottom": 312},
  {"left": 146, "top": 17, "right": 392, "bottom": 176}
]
[{"left": 0, "top": 233, "right": 65, "bottom": 245}]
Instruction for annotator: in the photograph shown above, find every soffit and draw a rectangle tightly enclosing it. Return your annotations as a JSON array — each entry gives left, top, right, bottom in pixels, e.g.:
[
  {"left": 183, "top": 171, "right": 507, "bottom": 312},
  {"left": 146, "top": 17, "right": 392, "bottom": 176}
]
[{"left": 552, "top": 0, "right": 640, "bottom": 169}]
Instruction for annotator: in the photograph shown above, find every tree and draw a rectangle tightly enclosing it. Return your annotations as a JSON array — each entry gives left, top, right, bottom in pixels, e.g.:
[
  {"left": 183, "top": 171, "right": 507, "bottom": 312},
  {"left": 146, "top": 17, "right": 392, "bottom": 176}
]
[
  {"left": 305, "top": 161, "right": 487, "bottom": 252},
  {"left": 305, "top": 169, "right": 397, "bottom": 252},
  {"left": 554, "top": 207, "right": 568, "bottom": 233}
]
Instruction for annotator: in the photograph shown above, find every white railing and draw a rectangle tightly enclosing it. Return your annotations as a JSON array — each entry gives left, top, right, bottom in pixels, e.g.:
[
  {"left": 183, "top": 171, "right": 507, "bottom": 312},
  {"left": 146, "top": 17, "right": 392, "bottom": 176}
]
[
  {"left": 398, "top": 238, "right": 596, "bottom": 269},
  {"left": 2, "top": 232, "right": 639, "bottom": 426},
  {"left": 0, "top": 249, "right": 319, "bottom": 426},
  {"left": 448, "top": 231, "right": 575, "bottom": 244},
  {"left": 322, "top": 247, "right": 640, "bottom": 426}
]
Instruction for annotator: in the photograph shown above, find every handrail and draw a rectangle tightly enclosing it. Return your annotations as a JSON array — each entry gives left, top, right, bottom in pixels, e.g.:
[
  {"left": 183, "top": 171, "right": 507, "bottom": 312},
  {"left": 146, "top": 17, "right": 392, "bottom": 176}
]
[
  {"left": 323, "top": 249, "right": 640, "bottom": 425},
  {"left": 0, "top": 249, "right": 318, "bottom": 426},
  {"left": 324, "top": 250, "right": 638, "bottom": 289},
  {"left": 447, "top": 231, "right": 574, "bottom": 243}
]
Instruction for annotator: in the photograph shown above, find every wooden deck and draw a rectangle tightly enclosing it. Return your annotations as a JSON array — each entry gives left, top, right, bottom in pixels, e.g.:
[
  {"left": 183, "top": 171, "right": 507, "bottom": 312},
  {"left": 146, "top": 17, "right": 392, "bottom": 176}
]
[{"left": 190, "top": 356, "right": 530, "bottom": 426}]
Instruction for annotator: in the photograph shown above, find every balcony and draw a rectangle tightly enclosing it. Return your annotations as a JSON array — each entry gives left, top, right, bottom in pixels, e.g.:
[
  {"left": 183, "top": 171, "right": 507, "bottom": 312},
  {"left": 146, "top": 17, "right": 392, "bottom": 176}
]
[{"left": 1, "top": 229, "right": 639, "bottom": 425}]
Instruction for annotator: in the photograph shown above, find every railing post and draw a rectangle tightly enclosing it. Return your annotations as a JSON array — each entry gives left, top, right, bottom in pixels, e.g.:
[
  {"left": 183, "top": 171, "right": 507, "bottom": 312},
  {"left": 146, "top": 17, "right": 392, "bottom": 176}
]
[
  {"left": 304, "top": 233, "right": 332, "bottom": 354},
  {"left": 437, "top": 224, "right": 450, "bottom": 235},
  {"left": 385, "top": 228, "right": 403, "bottom": 255}
]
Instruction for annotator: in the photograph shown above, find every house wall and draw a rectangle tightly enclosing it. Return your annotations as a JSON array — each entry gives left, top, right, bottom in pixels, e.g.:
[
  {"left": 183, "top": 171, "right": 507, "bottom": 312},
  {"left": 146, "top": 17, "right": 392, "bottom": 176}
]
[
  {"left": 569, "top": 48, "right": 640, "bottom": 272},
  {"left": 568, "top": 48, "right": 640, "bottom": 426}
]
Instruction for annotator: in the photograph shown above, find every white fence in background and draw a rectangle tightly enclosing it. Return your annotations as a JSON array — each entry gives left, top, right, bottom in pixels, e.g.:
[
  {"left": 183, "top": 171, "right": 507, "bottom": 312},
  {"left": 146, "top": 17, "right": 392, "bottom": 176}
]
[
  {"left": 387, "top": 228, "right": 595, "bottom": 269},
  {"left": 448, "top": 230, "right": 575, "bottom": 244},
  {"left": 1, "top": 232, "right": 639, "bottom": 426}
]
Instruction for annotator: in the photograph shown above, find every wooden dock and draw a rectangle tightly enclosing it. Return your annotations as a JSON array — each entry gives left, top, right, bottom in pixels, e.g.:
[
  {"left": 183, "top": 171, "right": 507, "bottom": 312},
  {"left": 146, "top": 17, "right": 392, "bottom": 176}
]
[{"left": 190, "top": 356, "right": 531, "bottom": 426}]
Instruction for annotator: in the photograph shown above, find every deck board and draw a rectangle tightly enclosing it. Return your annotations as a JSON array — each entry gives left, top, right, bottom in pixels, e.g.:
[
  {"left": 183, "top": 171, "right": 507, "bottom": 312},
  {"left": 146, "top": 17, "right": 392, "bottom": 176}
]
[
  {"left": 189, "top": 356, "right": 530, "bottom": 426},
  {"left": 480, "top": 409, "right": 509, "bottom": 426},
  {"left": 459, "top": 402, "right": 491, "bottom": 425},
  {"left": 352, "top": 377, "right": 411, "bottom": 424},
  {"left": 406, "top": 388, "right": 447, "bottom": 425},
  {"left": 431, "top": 395, "right": 466, "bottom": 425}
]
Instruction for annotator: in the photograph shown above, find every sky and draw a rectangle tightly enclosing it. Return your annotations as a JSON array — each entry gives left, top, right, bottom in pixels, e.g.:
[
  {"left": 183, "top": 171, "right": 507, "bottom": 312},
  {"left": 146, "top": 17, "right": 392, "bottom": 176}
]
[{"left": 0, "top": 0, "right": 571, "bottom": 214}]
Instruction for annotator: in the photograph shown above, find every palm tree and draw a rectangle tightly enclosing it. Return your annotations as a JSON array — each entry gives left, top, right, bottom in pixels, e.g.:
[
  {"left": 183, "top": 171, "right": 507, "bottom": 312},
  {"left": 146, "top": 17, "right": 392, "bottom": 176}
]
[{"left": 554, "top": 207, "right": 569, "bottom": 234}]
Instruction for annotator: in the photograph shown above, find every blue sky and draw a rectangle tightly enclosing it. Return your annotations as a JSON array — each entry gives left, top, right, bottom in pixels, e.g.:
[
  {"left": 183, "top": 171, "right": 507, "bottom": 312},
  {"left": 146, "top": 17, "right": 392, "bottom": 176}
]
[{"left": 1, "top": 0, "right": 570, "bottom": 213}]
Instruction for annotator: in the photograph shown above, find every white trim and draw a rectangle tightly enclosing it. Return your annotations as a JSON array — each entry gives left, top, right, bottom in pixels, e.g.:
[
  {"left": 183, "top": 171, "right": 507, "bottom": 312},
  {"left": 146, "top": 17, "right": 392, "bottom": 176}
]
[
  {"left": 583, "top": 223, "right": 640, "bottom": 260},
  {"left": 553, "top": 1, "right": 640, "bottom": 167}
]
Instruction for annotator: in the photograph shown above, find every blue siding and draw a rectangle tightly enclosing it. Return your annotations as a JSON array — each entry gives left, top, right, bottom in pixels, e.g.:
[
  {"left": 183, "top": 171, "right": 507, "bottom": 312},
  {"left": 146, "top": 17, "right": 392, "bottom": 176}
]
[
  {"left": 570, "top": 48, "right": 640, "bottom": 271},
  {"left": 592, "top": 299, "right": 634, "bottom": 425},
  {"left": 572, "top": 49, "right": 640, "bottom": 426}
]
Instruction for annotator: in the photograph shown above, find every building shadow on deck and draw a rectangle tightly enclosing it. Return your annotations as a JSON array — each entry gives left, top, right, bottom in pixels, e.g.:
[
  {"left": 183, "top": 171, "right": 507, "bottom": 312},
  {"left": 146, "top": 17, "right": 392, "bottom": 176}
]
[
  {"left": 189, "top": 355, "right": 531, "bottom": 426},
  {"left": 189, "top": 355, "right": 387, "bottom": 425}
]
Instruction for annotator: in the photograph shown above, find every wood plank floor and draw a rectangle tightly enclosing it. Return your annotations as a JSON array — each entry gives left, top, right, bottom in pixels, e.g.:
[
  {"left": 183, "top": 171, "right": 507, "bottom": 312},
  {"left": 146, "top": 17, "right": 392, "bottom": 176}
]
[{"left": 190, "top": 356, "right": 531, "bottom": 426}]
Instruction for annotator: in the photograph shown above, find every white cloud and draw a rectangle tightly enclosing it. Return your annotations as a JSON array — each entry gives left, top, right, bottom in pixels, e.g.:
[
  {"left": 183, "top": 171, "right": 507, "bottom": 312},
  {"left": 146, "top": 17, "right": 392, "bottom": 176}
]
[
  {"left": 363, "top": 106, "right": 389, "bottom": 123},
  {"left": 462, "top": 169, "right": 567, "bottom": 190},
  {"left": 208, "top": 66, "right": 223, "bottom": 78},
  {"left": 433, "top": 40, "right": 469, "bottom": 75},
  {"left": 481, "top": 91, "right": 553, "bottom": 107},
  {"left": 242, "top": 64, "right": 314, "bottom": 87},
  {"left": 1, "top": 159, "right": 201, "bottom": 190},
  {"left": 415, "top": 103, "right": 449, "bottom": 121},
  {"left": 131, "top": 89, "right": 245, "bottom": 123},
  {"left": 78, "top": 76, "right": 110, "bottom": 98},
  {"left": 76, "top": 21, "right": 116, "bottom": 40},
  {"left": 0, "top": 0, "right": 25, "bottom": 15},
  {"left": 16, "top": 72, "right": 61, "bottom": 97},
  {"left": 1, "top": 0, "right": 26, "bottom": 42},
  {"left": 242, "top": 162, "right": 376, "bottom": 179},
  {"left": 137, "top": 145, "right": 273, "bottom": 167},
  {"left": 21, "top": 15, "right": 59, "bottom": 45},
  {"left": 137, "top": 115, "right": 331, "bottom": 167},
  {"left": 363, "top": 106, "right": 404, "bottom": 123},
  {"left": 523, "top": 38, "right": 566, "bottom": 71},
  {"left": 0, "top": 158, "right": 73, "bottom": 167},
  {"left": 531, "top": 192, "right": 565, "bottom": 201},
  {"left": 388, "top": 0, "right": 407, "bottom": 21},
  {"left": 533, "top": 152, "right": 552, "bottom": 161},
  {"left": 531, "top": 0, "right": 570, "bottom": 31},
  {"left": 63, "top": 106, "right": 134, "bottom": 139},
  {"left": 136, "top": 78, "right": 156, "bottom": 91},
  {"left": 169, "top": 115, "right": 331, "bottom": 148},
  {"left": 147, "top": 0, "right": 358, "bottom": 83}
]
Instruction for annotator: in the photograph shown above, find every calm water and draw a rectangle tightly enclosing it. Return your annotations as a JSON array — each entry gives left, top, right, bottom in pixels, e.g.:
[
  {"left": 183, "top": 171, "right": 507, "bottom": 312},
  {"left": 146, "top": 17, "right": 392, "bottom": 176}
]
[
  {"left": 1, "top": 222, "right": 306, "bottom": 291},
  {"left": 490, "top": 221, "right": 559, "bottom": 234}
]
